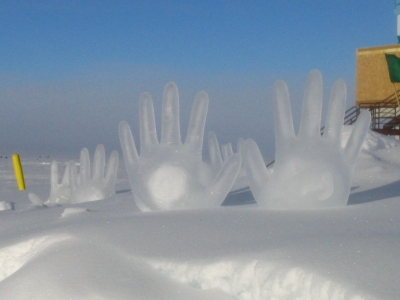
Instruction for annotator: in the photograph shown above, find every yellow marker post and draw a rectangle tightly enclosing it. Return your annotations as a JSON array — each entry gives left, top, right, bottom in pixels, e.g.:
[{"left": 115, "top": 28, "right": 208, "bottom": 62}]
[{"left": 12, "top": 153, "right": 26, "bottom": 190}]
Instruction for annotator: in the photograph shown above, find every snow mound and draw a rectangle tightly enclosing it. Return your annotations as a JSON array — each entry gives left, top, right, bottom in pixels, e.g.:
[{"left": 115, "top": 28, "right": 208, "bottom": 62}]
[
  {"left": 344, "top": 127, "right": 400, "bottom": 168},
  {"left": 0, "top": 201, "right": 14, "bottom": 211},
  {"left": 0, "top": 235, "right": 71, "bottom": 283},
  {"left": 61, "top": 207, "right": 89, "bottom": 218},
  {"left": 342, "top": 126, "right": 400, "bottom": 153},
  {"left": 150, "top": 258, "right": 375, "bottom": 300}
]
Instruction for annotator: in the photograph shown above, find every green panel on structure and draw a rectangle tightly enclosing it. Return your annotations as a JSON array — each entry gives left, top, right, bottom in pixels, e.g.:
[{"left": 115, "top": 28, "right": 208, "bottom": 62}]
[{"left": 385, "top": 53, "right": 400, "bottom": 82}]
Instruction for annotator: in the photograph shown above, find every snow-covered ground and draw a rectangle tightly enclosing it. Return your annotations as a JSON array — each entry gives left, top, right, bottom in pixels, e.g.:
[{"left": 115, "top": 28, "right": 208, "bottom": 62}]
[{"left": 0, "top": 128, "right": 400, "bottom": 299}]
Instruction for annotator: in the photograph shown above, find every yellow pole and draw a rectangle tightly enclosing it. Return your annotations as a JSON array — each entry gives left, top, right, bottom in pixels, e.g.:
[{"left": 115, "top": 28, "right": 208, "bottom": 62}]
[{"left": 12, "top": 153, "right": 26, "bottom": 190}]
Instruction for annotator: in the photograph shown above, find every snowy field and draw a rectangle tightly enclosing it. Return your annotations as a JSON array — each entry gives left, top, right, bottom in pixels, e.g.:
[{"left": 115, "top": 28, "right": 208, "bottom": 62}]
[{"left": 0, "top": 128, "right": 400, "bottom": 299}]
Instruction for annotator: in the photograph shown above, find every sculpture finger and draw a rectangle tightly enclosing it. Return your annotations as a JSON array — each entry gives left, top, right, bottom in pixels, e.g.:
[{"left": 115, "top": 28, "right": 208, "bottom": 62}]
[
  {"left": 119, "top": 121, "right": 139, "bottom": 169},
  {"left": 222, "top": 143, "right": 233, "bottom": 161},
  {"left": 236, "top": 137, "right": 244, "bottom": 155},
  {"left": 104, "top": 150, "right": 119, "bottom": 188},
  {"left": 323, "top": 79, "right": 346, "bottom": 145},
  {"left": 161, "top": 82, "right": 181, "bottom": 145},
  {"left": 68, "top": 160, "right": 79, "bottom": 191},
  {"left": 139, "top": 92, "right": 159, "bottom": 154},
  {"left": 79, "top": 148, "right": 91, "bottom": 184},
  {"left": 208, "top": 131, "right": 223, "bottom": 173},
  {"left": 274, "top": 80, "right": 295, "bottom": 152},
  {"left": 92, "top": 144, "right": 105, "bottom": 181},
  {"left": 243, "top": 139, "right": 269, "bottom": 202},
  {"left": 50, "top": 160, "right": 59, "bottom": 194},
  {"left": 61, "top": 162, "right": 70, "bottom": 186},
  {"left": 206, "top": 153, "right": 242, "bottom": 207},
  {"left": 185, "top": 91, "right": 208, "bottom": 154},
  {"left": 298, "top": 69, "right": 323, "bottom": 138},
  {"left": 344, "top": 109, "right": 371, "bottom": 163}
]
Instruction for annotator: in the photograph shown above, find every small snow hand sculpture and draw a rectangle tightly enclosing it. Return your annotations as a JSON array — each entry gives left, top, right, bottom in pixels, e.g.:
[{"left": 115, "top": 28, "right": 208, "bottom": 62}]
[
  {"left": 243, "top": 70, "right": 371, "bottom": 209},
  {"left": 69, "top": 145, "right": 119, "bottom": 203},
  {"left": 28, "top": 160, "right": 72, "bottom": 206},
  {"left": 28, "top": 145, "right": 119, "bottom": 206},
  {"left": 119, "top": 82, "right": 241, "bottom": 211}
]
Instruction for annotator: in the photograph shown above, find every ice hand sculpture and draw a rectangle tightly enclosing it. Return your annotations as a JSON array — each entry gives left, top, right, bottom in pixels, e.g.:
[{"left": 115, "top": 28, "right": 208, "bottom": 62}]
[
  {"left": 68, "top": 145, "right": 119, "bottom": 203},
  {"left": 243, "top": 70, "right": 371, "bottom": 209},
  {"left": 28, "top": 145, "right": 119, "bottom": 206},
  {"left": 208, "top": 132, "right": 248, "bottom": 191},
  {"left": 28, "top": 160, "right": 72, "bottom": 206},
  {"left": 119, "top": 82, "right": 241, "bottom": 211}
]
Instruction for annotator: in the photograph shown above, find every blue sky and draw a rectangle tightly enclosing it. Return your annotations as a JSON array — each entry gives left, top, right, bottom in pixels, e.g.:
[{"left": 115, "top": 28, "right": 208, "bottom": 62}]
[{"left": 0, "top": 1, "right": 396, "bottom": 159}]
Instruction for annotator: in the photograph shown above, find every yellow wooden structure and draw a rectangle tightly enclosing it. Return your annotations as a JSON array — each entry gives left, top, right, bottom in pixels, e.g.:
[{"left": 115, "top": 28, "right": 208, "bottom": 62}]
[
  {"left": 356, "top": 44, "right": 400, "bottom": 105},
  {"left": 355, "top": 44, "right": 400, "bottom": 136}
]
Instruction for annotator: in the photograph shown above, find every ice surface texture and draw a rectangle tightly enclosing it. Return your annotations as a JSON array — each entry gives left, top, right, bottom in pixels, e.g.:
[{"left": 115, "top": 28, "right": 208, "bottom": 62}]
[
  {"left": 119, "top": 82, "right": 241, "bottom": 211},
  {"left": 28, "top": 145, "right": 119, "bottom": 205},
  {"left": 243, "top": 70, "right": 371, "bottom": 209}
]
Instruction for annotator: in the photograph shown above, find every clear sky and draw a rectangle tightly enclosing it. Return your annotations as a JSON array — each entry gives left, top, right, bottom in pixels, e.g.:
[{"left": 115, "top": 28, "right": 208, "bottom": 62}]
[{"left": 0, "top": 1, "right": 396, "bottom": 160}]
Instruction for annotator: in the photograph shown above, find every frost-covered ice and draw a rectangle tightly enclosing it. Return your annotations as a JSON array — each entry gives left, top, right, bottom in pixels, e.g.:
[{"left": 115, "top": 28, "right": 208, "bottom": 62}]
[
  {"left": 119, "top": 82, "right": 241, "bottom": 211},
  {"left": 244, "top": 70, "right": 371, "bottom": 209},
  {"left": 0, "top": 128, "right": 399, "bottom": 299}
]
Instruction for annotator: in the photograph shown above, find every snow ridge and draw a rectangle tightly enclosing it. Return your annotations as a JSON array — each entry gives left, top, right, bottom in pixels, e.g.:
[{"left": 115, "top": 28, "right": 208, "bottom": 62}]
[
  {"left": 150, "top": 259, "right": 376, "bottom": 300},
  {"left": 0, "top": 235, "right": 71, "bottom": 282}
]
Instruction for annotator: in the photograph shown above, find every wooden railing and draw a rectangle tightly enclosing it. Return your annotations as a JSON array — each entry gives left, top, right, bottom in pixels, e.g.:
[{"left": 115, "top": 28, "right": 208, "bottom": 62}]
[{"left": 359, "top": 90, "right": 400, "bottom": 136}]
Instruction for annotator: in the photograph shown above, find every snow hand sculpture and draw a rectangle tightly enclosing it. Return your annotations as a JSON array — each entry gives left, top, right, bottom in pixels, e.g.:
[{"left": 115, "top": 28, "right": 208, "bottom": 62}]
[
  {"left": 68, "top": 145, "right": 119, "bottom": 203},
  {"left": 119, "top": 82, "right": 241, "bottom": 211},
  {"left": 28, "top": 145, "right": 119, "bottom": 206},
  {"left": 28, "top": 161, "right": 72, "bottom": 206},
  {"left": 243, "top": 70, "right": 371, "bottom": 209}
]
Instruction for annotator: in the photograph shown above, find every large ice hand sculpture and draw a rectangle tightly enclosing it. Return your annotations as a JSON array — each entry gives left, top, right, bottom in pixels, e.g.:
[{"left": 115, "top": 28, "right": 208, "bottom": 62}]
[
  {"left": 119, "top": 82, "right": 241, "bottom": 211},
  {"left": 28, "top": 145, "right": 119, "bottom": 206},
  {"left": 243, "top": 70, "right": 371, "bottom": 209}
]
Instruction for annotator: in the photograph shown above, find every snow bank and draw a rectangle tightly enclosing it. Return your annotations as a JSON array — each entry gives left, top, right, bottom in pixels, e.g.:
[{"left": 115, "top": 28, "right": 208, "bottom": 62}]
[
  {"left": 150, "top": 259, "right": 374, "bottom": 300},
  {"left": 0, "top": 130, "right": 399, "bottom": 299}
]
